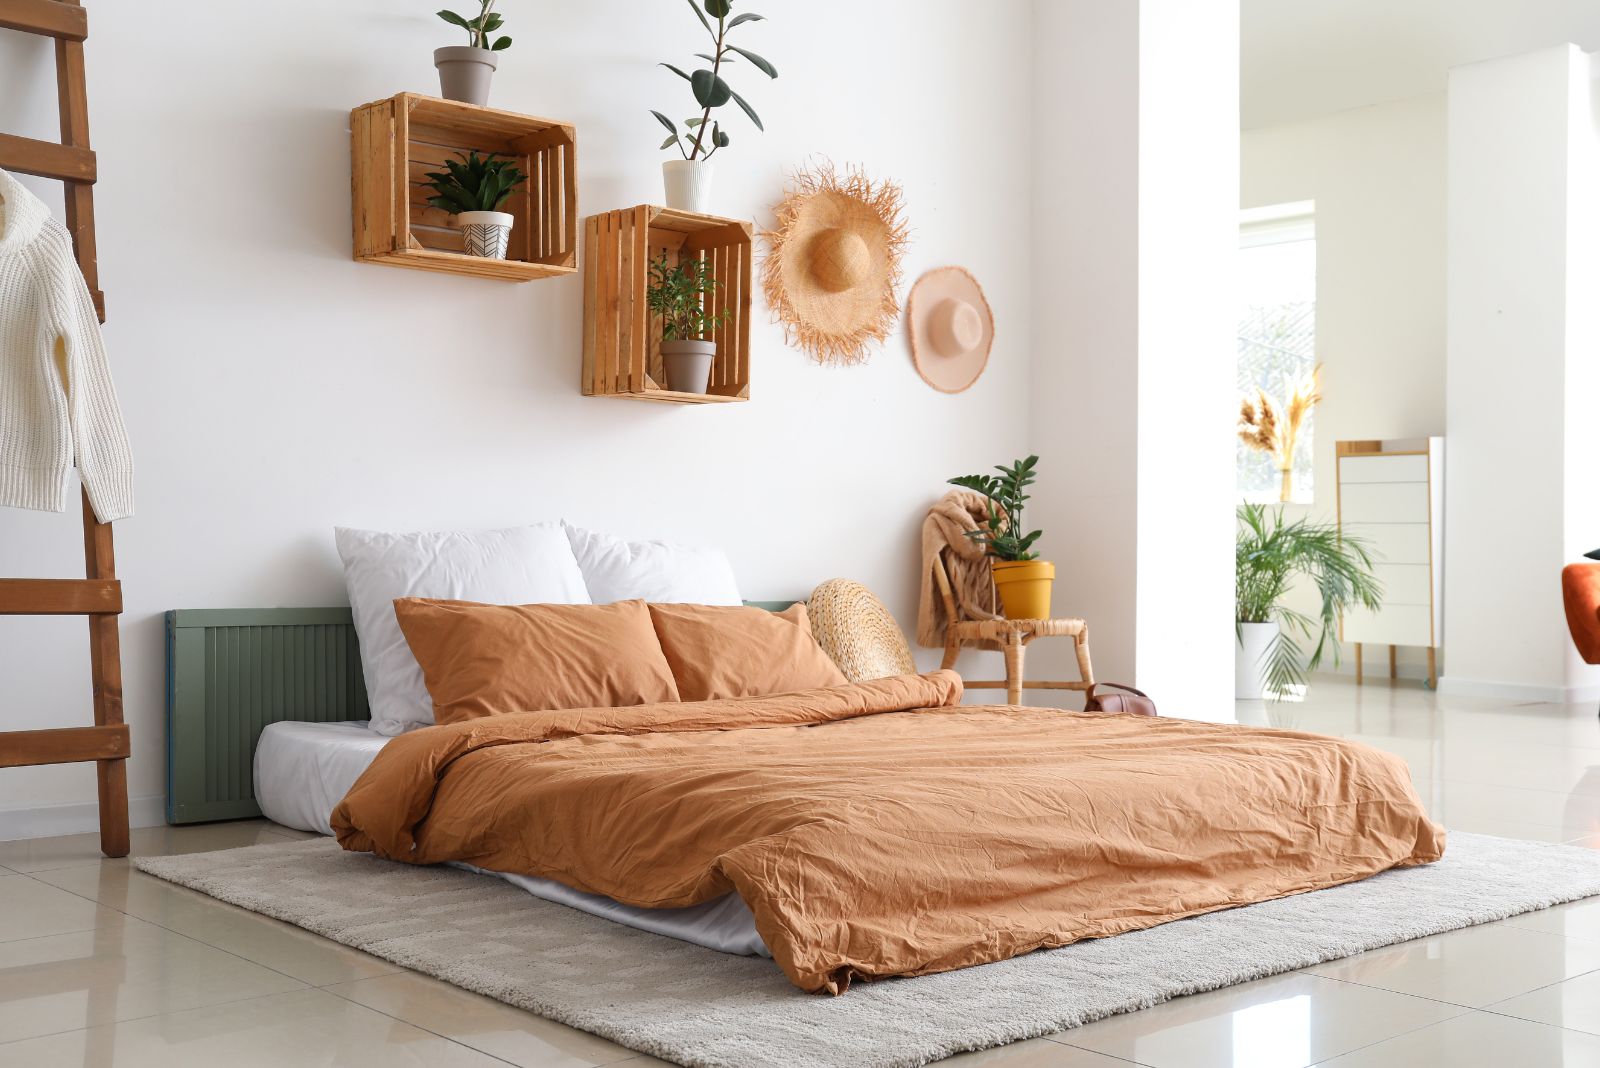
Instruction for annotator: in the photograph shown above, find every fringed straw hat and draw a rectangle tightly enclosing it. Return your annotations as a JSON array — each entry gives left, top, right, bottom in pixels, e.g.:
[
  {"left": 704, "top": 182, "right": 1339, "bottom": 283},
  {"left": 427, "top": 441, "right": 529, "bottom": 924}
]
[
  {"left": 907, "top": 266, "right": 994, "bottom": 394},
  {"left": 807, "top": 579, "right": 917, "bottom": 683},
  {"left": 763, "top": 162, "right": 909, "bottom": 367}
]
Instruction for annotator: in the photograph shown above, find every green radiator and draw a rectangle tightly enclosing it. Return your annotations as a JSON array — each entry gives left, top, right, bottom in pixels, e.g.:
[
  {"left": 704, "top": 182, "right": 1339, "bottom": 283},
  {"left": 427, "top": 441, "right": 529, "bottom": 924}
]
[
  {"left": 164, "top": 600, "right": 795, "bottom": 826},
  {"left": 165, "top": 608, "right": 368, "bottom": 824}
]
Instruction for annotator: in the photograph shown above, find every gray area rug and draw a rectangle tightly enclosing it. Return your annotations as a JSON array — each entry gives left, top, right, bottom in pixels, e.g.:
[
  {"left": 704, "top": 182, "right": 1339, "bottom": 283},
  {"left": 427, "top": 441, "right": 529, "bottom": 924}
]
[{"left": 136, "top": 833, "right": 1600, "bottom": 1068}]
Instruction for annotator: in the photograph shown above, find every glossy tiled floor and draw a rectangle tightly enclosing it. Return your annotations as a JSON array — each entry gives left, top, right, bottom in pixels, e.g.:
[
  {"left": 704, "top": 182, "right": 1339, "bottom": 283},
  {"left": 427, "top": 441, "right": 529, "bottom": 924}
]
[{"left": 2, "top": 677, "right": 1599, "bottom": 1066}]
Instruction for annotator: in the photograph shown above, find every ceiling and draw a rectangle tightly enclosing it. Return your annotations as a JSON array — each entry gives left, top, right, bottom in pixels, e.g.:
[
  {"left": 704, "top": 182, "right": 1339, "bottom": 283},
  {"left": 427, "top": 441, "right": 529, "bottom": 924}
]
[{"left": 1242, "top": 0, "right": 1600, "bottom": 129}]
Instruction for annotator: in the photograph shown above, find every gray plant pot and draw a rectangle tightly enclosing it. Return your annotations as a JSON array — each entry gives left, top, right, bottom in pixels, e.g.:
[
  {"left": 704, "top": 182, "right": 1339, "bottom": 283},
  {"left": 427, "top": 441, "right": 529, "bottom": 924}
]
[
  {"left": 660, "top": 340, "right": 716, "bottom": 394},
  {"left": 434, "top": 46, "right": 498, "bottom": 106}
]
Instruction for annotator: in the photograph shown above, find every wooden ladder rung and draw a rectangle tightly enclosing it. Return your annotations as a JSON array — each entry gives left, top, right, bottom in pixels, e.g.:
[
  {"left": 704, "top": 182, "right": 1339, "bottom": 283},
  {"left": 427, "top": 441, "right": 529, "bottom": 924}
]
[
  {"left": 0, "top": 725, "right": 129, "bottom": 768},
  {"left": 0, "top": 132, "right": 96, "bottom": 183},
  {"left": 0, "top": 0, "right": 86, "bottom": 40},
  {"left": 0, "top": 578, "right": 121, "bottom": 614}
]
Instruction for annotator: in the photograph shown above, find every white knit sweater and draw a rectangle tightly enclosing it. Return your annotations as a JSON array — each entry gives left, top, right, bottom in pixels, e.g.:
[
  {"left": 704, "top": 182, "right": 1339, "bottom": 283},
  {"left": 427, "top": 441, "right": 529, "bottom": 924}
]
[{"left": 0, "top": 169, "right": 132, "bottom": 522}]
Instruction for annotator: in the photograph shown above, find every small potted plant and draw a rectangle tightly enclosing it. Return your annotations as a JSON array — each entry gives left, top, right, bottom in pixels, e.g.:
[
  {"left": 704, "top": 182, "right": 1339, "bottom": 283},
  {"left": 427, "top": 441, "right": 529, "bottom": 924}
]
[
  {"left": 421, "top": 151, "right": 527, "bottom": 259},
  {"left": 948, "top": 456, "right": 1053, "bottom": 620},
  {"left": 435, "top": 0, "right": 511, "bottom": 106},
  {"left": 646, "top": 251, "right": 729, "bottom": 394},
  {"left": 651, "top": 1, "right": 778, "bottom": 212},
  {"left": 1235, "top": 502, "right": 1382, "bottom": 699}
]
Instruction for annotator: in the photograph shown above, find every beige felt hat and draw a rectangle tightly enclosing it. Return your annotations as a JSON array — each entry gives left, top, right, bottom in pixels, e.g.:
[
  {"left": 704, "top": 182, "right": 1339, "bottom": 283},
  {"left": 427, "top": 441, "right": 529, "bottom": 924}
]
[
  {"left": 762, "top": 162, "right": 908, "bottom": 367},
  {"left": 906, "top": 266, "right": 994, "bottom": 394}
]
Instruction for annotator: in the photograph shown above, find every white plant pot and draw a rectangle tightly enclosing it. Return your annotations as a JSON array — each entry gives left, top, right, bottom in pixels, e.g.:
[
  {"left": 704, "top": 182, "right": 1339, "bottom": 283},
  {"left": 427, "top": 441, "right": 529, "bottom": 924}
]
[
  {"left": 663, "top": 160, "right": 715, "bottom": 213},
  {"left": 1235, "top": 620, "right": 1279, "bottom": 700},
  {"left": 457, "top": 210, "right": 513, "bottom": 259}
]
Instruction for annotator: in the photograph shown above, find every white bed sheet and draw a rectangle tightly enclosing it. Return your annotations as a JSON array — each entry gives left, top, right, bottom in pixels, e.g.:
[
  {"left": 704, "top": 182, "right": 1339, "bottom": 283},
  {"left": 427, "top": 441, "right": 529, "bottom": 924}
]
[{"left": 253, "top": 718, "right": 768, "bottom": 957}]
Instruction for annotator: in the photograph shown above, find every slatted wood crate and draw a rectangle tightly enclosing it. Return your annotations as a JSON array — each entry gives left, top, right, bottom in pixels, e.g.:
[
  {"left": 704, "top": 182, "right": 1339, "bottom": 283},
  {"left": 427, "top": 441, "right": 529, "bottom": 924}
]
[
  {"left": 351, "top": 92, "right": 577, "bottom": 282},
  {"left": 582, "top": 206, "right": 752, "bottom": 403}
]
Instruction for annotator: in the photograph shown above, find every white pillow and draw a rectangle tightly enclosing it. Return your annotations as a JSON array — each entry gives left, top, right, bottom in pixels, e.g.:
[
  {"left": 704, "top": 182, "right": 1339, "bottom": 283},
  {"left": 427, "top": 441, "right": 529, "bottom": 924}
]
[
  {"left": 564, "top": 524, "right": 741, "bottom": 606},
  {"left": 336, "top": 524, "right": 590, "bottom": 735}
]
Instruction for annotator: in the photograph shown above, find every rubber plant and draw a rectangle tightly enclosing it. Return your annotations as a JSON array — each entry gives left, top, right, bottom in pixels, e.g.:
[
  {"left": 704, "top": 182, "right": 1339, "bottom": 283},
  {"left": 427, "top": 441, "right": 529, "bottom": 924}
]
[
  {"left": 437, "top": 0, "right": 511, "bottom": 50},
  {"left": 1236, "top": 502, "right": 1382, "bottom": 697},
  {"left": 420, "top": 151, "right": 526, "bottom": 214},
  {"left": 651, "top": 0, "right": 778, "bottom": 160},
  {"left": 948, "top": 455, "right": 1043, "bottom": 562},
  {"left": 646, "top": 252, "right": 729, "bottom": 341}
]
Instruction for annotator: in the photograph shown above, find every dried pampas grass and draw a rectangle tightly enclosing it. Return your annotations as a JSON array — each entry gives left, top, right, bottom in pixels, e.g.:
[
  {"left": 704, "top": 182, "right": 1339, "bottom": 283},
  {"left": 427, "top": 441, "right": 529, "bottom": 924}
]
[
  {"left": 1239, "top": 366, "right": 1322, "bottom": 502},
  {"left": 762, "top": 161, "right": 909, "bottom": 366}
]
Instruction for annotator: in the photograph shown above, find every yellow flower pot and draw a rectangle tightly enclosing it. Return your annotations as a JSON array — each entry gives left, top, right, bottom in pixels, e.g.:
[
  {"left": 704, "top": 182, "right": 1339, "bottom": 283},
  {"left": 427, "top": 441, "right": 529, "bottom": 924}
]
[{"left": 992, "top": 559, "right": 1055, "bottom": 620}]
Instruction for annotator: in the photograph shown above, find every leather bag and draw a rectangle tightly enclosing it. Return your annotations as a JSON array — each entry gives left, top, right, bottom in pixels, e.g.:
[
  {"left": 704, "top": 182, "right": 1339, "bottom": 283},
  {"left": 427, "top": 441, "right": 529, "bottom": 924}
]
[{"left": 1083, "top": 682, "right": 1157, "bottom": 717}]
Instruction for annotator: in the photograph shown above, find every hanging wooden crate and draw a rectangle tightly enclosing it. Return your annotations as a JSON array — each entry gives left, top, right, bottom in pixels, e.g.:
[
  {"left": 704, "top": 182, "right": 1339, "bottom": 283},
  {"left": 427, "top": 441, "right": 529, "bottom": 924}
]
[
  {"left": 582, "top": 205, "right": 752, "bottom": 404},
  {"left": 351, "top": 92, "right": 577, "bottom": 282}
]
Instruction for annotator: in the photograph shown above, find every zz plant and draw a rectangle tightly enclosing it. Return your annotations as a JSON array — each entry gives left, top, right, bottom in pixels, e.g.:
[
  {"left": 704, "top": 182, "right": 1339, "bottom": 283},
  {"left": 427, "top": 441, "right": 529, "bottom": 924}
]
[
  {"left": 437, "top": 0, "right": 511, "bottom": 51},
  {"left": 646, "top": 252, "right": 729, "bottom": 340},
  {"left": 652, "top": 0, "right": 778, "bottom": 160},
  {"left": 1236, "top": 502, "right": 1382, "bottom": 698},
  {"left": 421, "top": 151, "right": 527, "bottom": 214},
  {"left": 948, "top": 455, "right": 1044, "bottom": 562}
]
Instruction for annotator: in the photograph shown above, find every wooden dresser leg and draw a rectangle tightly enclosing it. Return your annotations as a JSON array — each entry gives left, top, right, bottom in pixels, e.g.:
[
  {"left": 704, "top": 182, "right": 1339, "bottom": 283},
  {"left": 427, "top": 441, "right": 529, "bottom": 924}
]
[
  {"left": 1389, "top": 644, "right": 1398, "bottom": 681},
  {"left": 1427, "top": 646, "right": 1438, "bottom": 690},
  {"left": 1004, "top": 638, "right": 1025, "bottom": 706},
  {"left": 1355, "top": 642, "right": 1364, "bottom": 685}
]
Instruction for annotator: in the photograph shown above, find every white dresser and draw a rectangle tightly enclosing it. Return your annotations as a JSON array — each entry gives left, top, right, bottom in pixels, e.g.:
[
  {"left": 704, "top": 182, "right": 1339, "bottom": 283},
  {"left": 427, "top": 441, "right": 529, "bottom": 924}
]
[{"left": 1335, "top": 438, "right": 1444, "bottom": 687}]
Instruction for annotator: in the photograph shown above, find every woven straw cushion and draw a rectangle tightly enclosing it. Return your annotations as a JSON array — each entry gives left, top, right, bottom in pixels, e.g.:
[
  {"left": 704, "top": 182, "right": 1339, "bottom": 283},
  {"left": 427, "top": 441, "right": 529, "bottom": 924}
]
[{"left": 807, "top": 579, "right": 917, "bottom": 683}]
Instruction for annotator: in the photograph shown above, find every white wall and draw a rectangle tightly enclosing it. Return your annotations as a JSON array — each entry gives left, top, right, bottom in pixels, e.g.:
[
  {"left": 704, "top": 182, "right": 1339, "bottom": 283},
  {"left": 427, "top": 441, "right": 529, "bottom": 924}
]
[
  {"left": 1443, "top": 45, "right": 1600, "bottom": 702},
  {"left": 1031, "top": 0, "right": 1238, "bottom": 715},
  {"left": 1240, "top": 93, "right": 1447, "bottom": 680},
  {"left": 0, "top": 0, "right": 1037, "bottom": 835}
]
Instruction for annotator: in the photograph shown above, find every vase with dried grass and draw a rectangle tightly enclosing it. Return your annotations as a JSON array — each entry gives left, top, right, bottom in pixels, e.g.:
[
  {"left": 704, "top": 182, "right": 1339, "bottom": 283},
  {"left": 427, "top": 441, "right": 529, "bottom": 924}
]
[{"left": 1239, "top": 367, "right": 1321, "bottom": 502}]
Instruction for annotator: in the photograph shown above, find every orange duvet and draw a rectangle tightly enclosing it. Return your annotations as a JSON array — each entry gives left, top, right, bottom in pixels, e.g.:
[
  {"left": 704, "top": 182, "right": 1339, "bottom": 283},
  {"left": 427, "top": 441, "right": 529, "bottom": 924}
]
[{"left": 331, "top": 671, "right": 1444, "bottom": 994}]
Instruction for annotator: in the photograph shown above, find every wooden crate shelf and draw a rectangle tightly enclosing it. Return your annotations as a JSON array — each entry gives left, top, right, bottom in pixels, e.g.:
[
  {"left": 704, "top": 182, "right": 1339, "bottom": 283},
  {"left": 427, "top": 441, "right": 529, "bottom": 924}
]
[
  {"left": 351, "top": 92, "right": 577, "bottom": 282},
  {"left": 582, "top": 205, "right": 752, "bottom": 404}
]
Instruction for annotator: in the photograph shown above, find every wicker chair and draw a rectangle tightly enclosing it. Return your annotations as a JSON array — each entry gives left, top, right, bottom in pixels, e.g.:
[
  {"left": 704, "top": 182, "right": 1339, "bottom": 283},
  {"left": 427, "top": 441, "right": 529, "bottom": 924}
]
[{"left": 931, "top": 552, "right": 1095, "bottom": 705}]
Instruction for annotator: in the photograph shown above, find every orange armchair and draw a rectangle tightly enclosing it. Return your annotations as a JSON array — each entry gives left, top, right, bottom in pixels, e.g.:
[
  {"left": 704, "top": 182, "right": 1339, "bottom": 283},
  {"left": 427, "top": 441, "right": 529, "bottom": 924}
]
[{"left": 1562, "top": 562, "right": 1600, "bottom": 664}]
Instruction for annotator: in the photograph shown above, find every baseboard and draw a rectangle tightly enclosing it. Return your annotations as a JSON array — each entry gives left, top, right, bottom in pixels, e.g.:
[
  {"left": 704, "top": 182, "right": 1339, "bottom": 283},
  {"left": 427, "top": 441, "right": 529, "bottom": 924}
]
[
  {"left": 0, "top": 794, "right": 165, "bottom": 843},
  {"left": 1436, "top": 676, "right": 1600, "bottom": 704}
]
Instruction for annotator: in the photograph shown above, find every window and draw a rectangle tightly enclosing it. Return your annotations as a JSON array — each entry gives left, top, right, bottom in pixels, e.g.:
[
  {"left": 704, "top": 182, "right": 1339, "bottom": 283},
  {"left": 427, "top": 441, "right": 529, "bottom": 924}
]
[{"left": 1237, "top": 201, "right": 1316, "bottom": 504}]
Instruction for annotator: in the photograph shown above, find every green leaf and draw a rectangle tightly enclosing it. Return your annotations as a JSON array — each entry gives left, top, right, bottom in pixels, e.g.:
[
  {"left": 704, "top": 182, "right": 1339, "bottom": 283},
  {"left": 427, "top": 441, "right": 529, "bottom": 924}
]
[
  {"left": 726, "top": 45, "right": 777, "bottom": 78},
  {"left": 703, "top": 0, "right": 732, "bottom": 17},
  {"left": 437, "top": 9, "right": 471, "bottom": 29},
  {"left": 491, "top": 35, "right": 511, "bottom": 50},
  {"left": 690, "top": 68, "right": 732, "bottom": 107},
  {"left": 650, "top": 110, "right": 679, "bottom": 135},
  {"left": 713, "top": 125, "right": 729, "bottom": 148},
  {"left": 727, "top": 12, "right": 764, "bottom": 27},
  {"left": 685, "top": 117, "right": 706, "bottom": 127},
  {"left": 481, "top": 13, "right": 503, "bottom": 30},
  {"left": 660, "top": 134, "right": 680, "bottom": 150},
  {"left": 660, "top": 63, "right": 693, "bottom": 83},
  {"left": 728, "top": 88, "right": 763, "bottom": 131},
  {"left": 695, "top": 53, "right": 730, "bottom": 64},
  {"left": 685, "top": 0, "right": 713, "bottom": 35}
]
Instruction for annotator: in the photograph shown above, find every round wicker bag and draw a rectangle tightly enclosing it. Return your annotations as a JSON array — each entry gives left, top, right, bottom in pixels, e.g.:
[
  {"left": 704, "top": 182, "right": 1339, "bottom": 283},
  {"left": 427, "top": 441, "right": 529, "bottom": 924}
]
[{"left": 807, "top": 579, "right": 917, "bottom": 683}]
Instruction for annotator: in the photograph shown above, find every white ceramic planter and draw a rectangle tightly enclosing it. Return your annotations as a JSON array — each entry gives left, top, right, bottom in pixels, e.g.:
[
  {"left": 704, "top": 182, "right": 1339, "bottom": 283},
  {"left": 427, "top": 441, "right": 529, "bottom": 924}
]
[
  {"left": 1235, "top": 620, "right": 1279, "bottom": 700},
  {"left": 663, "top": 160, "right": 715, "bottom": 213},
  {"left": 434, "top": 46, "right": 497, "bottom": 106},
  {"left": 457, "top": 210, "right": 513, "bottom": 259}
]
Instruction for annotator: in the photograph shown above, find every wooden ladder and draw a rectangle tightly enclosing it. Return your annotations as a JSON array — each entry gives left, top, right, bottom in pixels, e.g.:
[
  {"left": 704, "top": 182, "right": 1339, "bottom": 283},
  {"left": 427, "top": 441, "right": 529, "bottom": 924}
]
[{"left": 0, "top": 0, "right": 128, "bottom": 858}]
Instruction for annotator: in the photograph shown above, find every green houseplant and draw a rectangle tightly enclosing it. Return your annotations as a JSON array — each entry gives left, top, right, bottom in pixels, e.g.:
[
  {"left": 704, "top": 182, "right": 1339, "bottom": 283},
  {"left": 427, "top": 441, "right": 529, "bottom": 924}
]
[
  {"left": 434, "top": 0, "right": 511, "bottom": 105},
  {"left": 646, "top": 251, "right": 730, "bottom": 394},
  {"left": 1236, "top": 502, "right": 1382, "bottom": 699},
  {"left": 421, "top": 151, "right": 527, "bottom": 260},
  {"left": 651, "top": 0, "right": 778, "bottom": 212},
  {"left": 948, "top": 455, "right": 1054, "bottom": 619}
]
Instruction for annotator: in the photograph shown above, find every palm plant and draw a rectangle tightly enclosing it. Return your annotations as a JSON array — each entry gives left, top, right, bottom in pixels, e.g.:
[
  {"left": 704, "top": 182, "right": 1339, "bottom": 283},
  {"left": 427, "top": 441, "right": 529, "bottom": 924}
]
[
  {"left": 420, "top": 151, "right": 526, "bottom": 214},
  {"left": 1236, "top": 502, "right": 1382, "bottom": 697},
  {"left": 948, "top": 455, "right": 1044, "bottom": 562}
]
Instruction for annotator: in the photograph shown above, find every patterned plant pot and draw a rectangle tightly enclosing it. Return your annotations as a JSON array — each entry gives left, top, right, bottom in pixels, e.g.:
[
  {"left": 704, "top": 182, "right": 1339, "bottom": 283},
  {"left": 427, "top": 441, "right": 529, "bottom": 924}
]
[{"left": 457, "top": 210, "right": 513, "bottom": 259}]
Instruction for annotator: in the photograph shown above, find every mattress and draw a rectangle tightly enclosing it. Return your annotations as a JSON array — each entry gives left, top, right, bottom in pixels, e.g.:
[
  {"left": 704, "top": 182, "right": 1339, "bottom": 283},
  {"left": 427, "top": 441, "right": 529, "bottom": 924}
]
[{"left": 253, "top": 718, "right": 767, "bottom": 956}]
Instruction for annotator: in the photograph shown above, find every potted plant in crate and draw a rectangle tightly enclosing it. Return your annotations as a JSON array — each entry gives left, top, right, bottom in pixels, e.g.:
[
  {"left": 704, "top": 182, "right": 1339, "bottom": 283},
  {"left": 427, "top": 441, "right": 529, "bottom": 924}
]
[
  {"left": 421, "top": 151, "right": 527, "bottom": 260},
  {"left": 948, "top": 455, "right": 1054, "bottom": 620},
  {"left": 646, "top": 251, "right": 729, "bottom": 393},
  {"left": 434, "top": 0, "right": 511, "bottom": 106},
  {"left": 651, "top": 0, "right": 778, "bottom": 212},
  {"left": 1236, "top": 502, "right": 1382, "bottom": 699}
]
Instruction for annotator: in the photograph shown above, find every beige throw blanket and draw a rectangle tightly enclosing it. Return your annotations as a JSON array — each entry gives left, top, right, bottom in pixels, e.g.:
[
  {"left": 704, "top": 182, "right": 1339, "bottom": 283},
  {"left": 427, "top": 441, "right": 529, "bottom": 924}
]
[{"left": 917, "top": 490, "right": 1000, "bottom": 649}]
